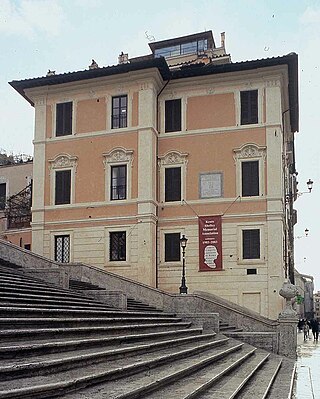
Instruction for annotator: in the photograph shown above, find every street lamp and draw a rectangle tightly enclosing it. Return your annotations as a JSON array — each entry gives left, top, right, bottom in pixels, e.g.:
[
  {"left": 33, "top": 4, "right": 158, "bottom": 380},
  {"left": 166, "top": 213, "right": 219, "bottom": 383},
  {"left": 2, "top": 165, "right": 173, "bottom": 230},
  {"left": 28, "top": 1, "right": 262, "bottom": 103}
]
[{"left": 179, "top": 234, "right": 188, "bottom": 294}]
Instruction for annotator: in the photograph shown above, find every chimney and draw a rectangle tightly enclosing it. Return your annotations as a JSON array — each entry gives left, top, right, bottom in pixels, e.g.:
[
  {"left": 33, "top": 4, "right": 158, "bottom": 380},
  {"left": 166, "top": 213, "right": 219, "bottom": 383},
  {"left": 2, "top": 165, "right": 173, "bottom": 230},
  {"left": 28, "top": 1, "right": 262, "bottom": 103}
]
[
  {"left": 220, "top": 32, "right": 225, "bottom": 48},
  {"left": 118, "top": 52, "right": 129, "bottom": 64}
]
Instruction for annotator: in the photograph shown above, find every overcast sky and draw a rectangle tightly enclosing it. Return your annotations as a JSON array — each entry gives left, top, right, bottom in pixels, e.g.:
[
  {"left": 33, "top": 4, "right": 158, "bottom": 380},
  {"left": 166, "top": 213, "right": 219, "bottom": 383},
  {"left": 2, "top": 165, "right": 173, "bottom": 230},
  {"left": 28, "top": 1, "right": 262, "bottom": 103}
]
[{"left": 1, "top": 0, "right": 319, "bottom": 289}]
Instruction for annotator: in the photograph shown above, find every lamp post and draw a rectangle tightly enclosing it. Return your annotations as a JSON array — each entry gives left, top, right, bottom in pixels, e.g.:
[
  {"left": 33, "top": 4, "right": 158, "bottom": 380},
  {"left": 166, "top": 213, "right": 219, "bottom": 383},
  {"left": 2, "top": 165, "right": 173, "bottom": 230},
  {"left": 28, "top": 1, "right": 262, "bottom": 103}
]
[{"left": 179, "top": 234, "right": 188, "bottom": 294}]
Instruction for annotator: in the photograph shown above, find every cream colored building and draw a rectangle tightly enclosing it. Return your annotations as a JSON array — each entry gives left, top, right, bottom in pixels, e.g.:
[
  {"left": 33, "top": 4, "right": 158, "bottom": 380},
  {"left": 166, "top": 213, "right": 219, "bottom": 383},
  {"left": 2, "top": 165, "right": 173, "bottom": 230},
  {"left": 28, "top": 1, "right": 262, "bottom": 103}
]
[{"left": 10, "top": 31, "right": 299, "bottom": 319}]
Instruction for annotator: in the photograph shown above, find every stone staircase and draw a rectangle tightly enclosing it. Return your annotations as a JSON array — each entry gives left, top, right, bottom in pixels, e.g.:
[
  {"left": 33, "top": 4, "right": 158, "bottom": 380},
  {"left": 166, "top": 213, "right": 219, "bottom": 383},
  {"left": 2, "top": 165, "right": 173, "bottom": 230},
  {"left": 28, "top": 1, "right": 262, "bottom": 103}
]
[{"left": 0, "top": 261, "right": 295, "bottom": 398}]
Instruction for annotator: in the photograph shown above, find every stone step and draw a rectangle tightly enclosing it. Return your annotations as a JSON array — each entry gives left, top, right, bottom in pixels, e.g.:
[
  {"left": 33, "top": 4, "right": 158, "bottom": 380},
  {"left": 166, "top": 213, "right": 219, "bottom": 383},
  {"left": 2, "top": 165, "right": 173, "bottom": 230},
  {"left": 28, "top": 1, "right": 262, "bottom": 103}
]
[
  {"left": 0, "top": 337, "right": 237, "bottom": 398},
  {"left": 0, "top": 316, "right": 184, "bottom": 329},
  {"left": 187, "top": 350, "right": 271, "bottom": 398},
  {"left": 0, "top": 284, "right": 110, "bottom": 302},
  {"left": 0, "top": 301, "right": 114, "bottom": 312},
  {"left": 0, "top": 321, "right": 192, "bottom": 341},
  {"left": 61, "top": 340, "right": 246, "bottom": 399},
  {"left": 139, "top": 345, "right": 261, "bottom": 399},
  {"left": 0, "top": 327, "right": 204, "bottom": 358},
  {"left": 264, "top": 357, "right": 296, "bottom": 398},
  {"left": 0, "top": 294, "right": 114, "bottom": 308},
  {"left": 0, "top": 306, "right": 176, "bottom": 318},
  {"left": 0, "top": 279, "right": 93, "bottom": 299},
  {"left": 234, "top": 356, "right": 282, "bottom": 398},
  {"left": 0, "top": 333, "right": 219, "bottom": 379}
]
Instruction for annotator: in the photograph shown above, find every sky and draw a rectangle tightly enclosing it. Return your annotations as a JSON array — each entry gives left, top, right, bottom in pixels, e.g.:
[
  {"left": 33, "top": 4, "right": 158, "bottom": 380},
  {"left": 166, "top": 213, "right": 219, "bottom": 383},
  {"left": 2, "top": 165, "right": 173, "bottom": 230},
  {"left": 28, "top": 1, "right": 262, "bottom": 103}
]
[{"left": 0, "top": 0, "right": 320, "bottom": 289}]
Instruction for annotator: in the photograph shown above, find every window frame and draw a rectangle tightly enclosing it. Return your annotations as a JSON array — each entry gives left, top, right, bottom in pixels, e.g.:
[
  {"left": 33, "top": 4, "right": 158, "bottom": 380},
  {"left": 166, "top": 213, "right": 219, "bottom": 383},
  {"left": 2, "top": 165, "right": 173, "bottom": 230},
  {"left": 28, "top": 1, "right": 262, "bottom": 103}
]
[
  {"left": 158, "top": 150, "right": 188, "bottom": 204},
  {"left": 105, "top": 225, "right": 131, "bottom": 267},
  {"left": 110, "top": 165, "right": 127, "bottom": 201},
  {"left": 55, "top": 101, "right": 73, "bottom": 137},
  {"left": 233, "top": 143, "right": 266, "bottom": 198},
  {"left": 238, "top": 224, "right": 264, "bottom": 264},
  {"left": 111, "top": 95, "right": 128, "bottom": 129},
  {"left": 103, "top": 147, "right": 133, "bottom": 203},
  {"left": 49, "top": 153, "right": 78, "bottom": 206},
  {"left": 109, "top": 231, "right": 126, "bottom": 262},
  {"left": 54, "top": 234, "right": 71, "bottom": 263}
]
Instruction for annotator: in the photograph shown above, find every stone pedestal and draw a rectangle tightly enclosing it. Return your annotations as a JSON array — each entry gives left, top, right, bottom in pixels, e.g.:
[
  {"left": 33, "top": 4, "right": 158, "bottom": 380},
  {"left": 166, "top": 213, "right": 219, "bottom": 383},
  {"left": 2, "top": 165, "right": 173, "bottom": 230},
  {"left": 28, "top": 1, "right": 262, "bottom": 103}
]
[{"left": 277, "top": 316, "right": 298, "bottom": 358}]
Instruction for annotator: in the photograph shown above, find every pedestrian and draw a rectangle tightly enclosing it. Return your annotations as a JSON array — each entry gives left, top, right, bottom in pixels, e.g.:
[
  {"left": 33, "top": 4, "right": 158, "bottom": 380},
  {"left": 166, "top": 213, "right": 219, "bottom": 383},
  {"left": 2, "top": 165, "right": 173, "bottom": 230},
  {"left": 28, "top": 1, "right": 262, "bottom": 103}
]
[
  {"left": 310, "top": 318, "right": 319, "bottom": 341},
  {"left": 303, "top": 320, "right": 309, "bottom": 341}
]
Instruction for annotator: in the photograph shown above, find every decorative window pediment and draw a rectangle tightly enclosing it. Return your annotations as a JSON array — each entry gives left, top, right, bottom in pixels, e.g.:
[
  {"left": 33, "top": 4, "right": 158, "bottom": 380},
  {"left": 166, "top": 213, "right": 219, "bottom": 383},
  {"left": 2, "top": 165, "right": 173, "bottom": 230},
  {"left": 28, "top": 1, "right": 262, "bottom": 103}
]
[
  {"left": 233, "top": 143, "right": 266, "bottom": 162},
  {"left": 48, "top": 153, "right": 78, "bottom": 171},
  {"left": 103, "top": 147, "right": 133, "bottom": 167},
  {"left": 158, "top": 150, "right": 188, "bottom": 167}
]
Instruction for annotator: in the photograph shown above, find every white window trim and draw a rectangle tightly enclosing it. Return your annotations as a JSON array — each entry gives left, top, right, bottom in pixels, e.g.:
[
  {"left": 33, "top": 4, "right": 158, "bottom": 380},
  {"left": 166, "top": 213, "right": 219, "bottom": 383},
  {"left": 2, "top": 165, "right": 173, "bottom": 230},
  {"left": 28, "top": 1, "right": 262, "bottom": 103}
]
[
  {"left": 237, "top": 224, "right": 265, "bottom": 265},
  {"left": 233, "top": 143, "right": 266, "bottom": 198},
  {"left": 50, "top": 229, "right": 73, "bottom": 263},
  {"left": 103, "top": 147, "right": 134, "bottom": 202},
  {"left": 158, "top": 150, "right": 188, "bottom": 204},
  {"left": 160, "top": 227, "right": 185, "bottom": 267},
  {"left": 106, "top": 92, "right": 131, "bottom": 131},
  {"left": 48, "top": 153, "right": 78, "bottom": 206},
  {"left": 53, "top": 100, "right": 76, "bottom": 138},
  {"left": 105, "top": 225, "right": 131, "bottom": 267},
  {"left": 236, "top": 88, "right": 263, "bottom": 126}
]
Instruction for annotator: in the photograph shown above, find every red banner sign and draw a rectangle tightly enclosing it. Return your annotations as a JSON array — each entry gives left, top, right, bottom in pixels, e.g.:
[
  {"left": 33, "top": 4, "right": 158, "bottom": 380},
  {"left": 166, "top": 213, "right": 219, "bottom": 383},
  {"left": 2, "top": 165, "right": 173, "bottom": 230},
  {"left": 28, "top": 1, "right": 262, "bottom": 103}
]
[{"left": 199, "top": 216, "right": 222, "bottom": 271}]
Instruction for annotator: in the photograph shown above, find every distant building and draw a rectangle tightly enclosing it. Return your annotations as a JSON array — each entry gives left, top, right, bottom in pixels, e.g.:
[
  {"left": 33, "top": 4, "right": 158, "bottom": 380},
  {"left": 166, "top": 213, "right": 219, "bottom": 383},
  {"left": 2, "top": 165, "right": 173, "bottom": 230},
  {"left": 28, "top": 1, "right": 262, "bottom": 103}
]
[
  {"left": 294, "top": 270, "right": 314, "bottom": 319},
  {"left": 10, "top": 30, "right": 299, "bottom": 319},
  {"left": 0, "top": 161, "right": 33, "bottom": 248},
  {"left": 314, "top": 291, "right": 320, "bottom": 320}
]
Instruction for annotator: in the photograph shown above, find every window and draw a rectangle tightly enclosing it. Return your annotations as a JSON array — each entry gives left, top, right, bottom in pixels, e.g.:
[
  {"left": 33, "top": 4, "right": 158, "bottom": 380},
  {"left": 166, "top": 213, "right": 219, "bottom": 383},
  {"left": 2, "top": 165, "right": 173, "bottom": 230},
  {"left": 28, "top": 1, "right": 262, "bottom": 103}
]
[
  {"left": 243, "top": 229, "right": 260, "bottom": 259},
  {"left": 165, "top": 167, "right": 181, "bottom": 202},
  {"left": 103, "top": 147, "right": 133, "bottom": 202},
  {"left": 56, "top": 102, "right": 73, "bottom": 136},
  {"left": 241, "top": 90, "right": 258, "bottom": 125},
  {"left": 0, "top": 183, "right": 6, "bottom": 210},
  {"left": 165, "top": 99, "right": 181, "bottom": 132},
  {"left": 242, "top": 161, "right": 259, "bottom": 197},
  {"left": 55, "top": 170, "right": 71, "bottom": 205},
  {"left": 233, "top": 144, "right": 266, "bottom": 198},
  {"left": 54, "top": 235, "right": 70, "bottom": 263},
  {"left": 165, "top": 233, "right": 181, "bottom": 262},
  {"left": 110, "top": 231, "right": 126, "bottom": 261},
  {"left": 112, "top": 95, "right": 127, "bottom": 129},
  {"left": 111, "top": 165, "right": 127, "bottom": 200}
]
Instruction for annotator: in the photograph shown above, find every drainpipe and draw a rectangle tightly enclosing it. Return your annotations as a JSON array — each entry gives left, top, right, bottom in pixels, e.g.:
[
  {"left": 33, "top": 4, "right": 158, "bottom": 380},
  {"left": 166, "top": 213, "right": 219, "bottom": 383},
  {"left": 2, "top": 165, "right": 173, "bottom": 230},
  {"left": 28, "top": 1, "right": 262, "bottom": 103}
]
[{"left": 155, "top": 78, "right": 170, "bottom": 288}]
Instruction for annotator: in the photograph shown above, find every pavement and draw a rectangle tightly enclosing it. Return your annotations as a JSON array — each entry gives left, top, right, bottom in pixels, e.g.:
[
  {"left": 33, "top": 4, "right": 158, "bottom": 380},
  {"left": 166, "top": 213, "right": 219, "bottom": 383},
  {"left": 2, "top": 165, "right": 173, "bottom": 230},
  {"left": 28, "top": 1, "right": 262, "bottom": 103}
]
[{"left": 294, "top": 330, "right": 320, "bottom": 398}]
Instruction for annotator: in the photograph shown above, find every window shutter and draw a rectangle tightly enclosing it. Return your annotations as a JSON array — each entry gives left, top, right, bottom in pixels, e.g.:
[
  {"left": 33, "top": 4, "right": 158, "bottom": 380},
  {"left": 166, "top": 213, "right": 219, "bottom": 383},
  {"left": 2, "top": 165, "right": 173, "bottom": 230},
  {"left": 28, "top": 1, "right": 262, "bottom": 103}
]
[
  {"left": 241, "top": 90, "right": 258, "bottom": 125},
  {"left": 242, "top": 161, "right": 259, "bottom": 196},
  {"left": 165, "top": 233, "right": 181, "bottom": 261},
  {"left": 165, "top": 167, "right": 181, "bottom": 202},
  {"left": 243, "top": 229, "right": 260, "bottom": 259},
  {"left": 165, "top": 99, "right": 181, "bottom": 132},
  {"left": 55, "top": 170, "right": 71, "bottom": 205},
  {"left": 56, "top": 102, "right": 72, "bottom": 136}
]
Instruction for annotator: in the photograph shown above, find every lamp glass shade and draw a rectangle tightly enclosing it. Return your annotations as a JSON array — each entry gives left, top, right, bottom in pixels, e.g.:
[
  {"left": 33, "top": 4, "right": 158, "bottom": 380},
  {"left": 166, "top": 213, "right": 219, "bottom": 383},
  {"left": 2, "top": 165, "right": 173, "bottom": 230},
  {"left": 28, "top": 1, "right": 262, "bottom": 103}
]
[{"left": 180, "top": 235, "right": 188, "bottom": 248}]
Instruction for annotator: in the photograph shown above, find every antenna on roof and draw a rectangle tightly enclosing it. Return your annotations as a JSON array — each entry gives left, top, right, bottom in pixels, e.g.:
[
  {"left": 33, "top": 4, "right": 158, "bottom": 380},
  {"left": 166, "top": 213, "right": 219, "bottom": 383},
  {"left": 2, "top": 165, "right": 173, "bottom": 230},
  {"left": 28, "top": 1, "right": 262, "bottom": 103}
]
[{"left": 145, "top": 31, "right": 155, "bottom": 42}]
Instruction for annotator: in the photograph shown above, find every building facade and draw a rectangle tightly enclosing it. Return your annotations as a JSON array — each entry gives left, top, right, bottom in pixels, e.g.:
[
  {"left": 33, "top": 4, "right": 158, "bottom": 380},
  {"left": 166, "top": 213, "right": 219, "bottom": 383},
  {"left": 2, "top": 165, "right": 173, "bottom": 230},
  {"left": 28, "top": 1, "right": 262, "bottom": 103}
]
[
  {"left": 10, "top": 31, "right": 299, "bottom": 319},
  {"left": 314, "top": 291, "right": 320, "bottom": 321}
]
